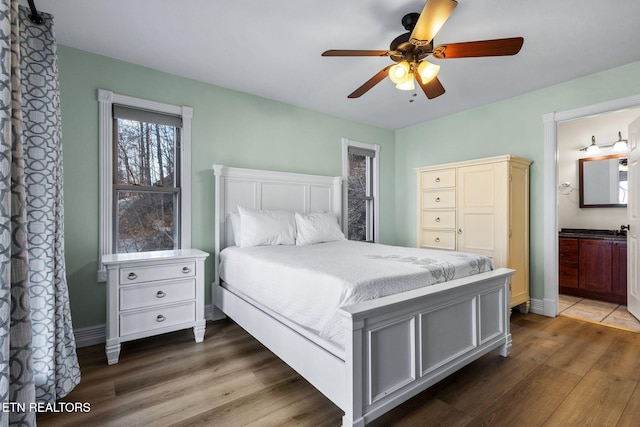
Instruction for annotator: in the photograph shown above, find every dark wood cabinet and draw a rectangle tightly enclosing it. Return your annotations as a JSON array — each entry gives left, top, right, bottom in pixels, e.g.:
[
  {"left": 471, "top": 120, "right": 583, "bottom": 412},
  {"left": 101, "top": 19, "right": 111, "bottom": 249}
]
[
  {"left": 579, "top": 239, "right": 613, "bottom": 293},
  {"left": 559, "top": 238, "right": 579, "bottom": 288},
  {"left": 559, "top": 236, "right": 626, "bottom": 304},
  {"left": 612, "top": 241, "right": 627, "bottom": 298}
]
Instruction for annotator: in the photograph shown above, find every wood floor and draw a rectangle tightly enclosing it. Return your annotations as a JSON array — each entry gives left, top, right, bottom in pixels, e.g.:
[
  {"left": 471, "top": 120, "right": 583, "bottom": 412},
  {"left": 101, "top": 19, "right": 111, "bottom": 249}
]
[{"left": 39, "top": 312, "right": 640, "bottom": 427}]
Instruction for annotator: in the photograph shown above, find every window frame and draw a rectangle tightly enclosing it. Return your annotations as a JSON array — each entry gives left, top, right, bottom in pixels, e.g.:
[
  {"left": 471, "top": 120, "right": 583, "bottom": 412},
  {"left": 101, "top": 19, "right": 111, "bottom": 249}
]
[
  {"left": 341, "top": 138, "right": 380, "bottom": 243},
  {"left": 97, "top": 89, "right": 193, "bottom": 282}
]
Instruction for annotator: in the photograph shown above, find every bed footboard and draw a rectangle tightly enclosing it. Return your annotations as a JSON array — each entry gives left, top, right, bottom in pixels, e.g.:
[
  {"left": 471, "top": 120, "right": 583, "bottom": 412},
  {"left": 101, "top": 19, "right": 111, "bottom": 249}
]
[{"left": 339, "top": 268, "right": 514, "bottom": 427}]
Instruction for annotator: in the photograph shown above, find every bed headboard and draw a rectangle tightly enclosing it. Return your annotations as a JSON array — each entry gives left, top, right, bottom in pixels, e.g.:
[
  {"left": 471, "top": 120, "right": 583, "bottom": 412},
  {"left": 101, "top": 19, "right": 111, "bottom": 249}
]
[{"left": 212, "top": 165, "right": 342, "bottom": 285}]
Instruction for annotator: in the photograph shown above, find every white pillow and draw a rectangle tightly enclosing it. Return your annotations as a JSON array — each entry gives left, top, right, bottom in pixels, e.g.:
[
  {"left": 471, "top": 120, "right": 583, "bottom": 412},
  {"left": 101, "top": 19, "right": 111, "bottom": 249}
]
[
  {"left": 295, "top": 212, "right": 345, "bottom": 245},
  {"left": 237, "top": 206, "right": 296, "bottom": 247},
  {"left": 228, "top": 212, "right": 241, "bottom": 245}
]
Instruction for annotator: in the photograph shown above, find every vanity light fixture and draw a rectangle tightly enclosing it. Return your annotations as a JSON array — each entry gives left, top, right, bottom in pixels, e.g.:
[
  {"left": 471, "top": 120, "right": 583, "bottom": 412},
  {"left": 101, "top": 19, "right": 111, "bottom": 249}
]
[
  {"left": 612, "top": 131, "right": 629, "bottom": 152},
  {"left": 579, "top": 131, "right": 628, "bottom": 153},
  {"left": 582, "top": 136, "right": 600, "bottom": 154}
]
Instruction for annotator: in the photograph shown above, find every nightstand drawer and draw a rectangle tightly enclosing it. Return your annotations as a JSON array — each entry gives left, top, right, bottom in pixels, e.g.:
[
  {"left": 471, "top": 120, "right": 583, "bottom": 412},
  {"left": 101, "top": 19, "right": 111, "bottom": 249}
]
[
  {"left": 421, "top": 189, "right": 456, "bottom": 209},
  {"left": 419, "top": 229, "right": 456, "bottom": 250},
  {"left": 120, "top": 302, "right": 196, "bottom": 337},
  {"left": 420, "top": 210, "right": 455, "bottom": 229},
  {"left": 120, "top": 262, "right": 196, "bottom": 284},
  {"left": 421, "top": 169, "right": 455, "bottom": 189},
  {"left": 120, "top": 279, "right": 196, "bottom": 311}
]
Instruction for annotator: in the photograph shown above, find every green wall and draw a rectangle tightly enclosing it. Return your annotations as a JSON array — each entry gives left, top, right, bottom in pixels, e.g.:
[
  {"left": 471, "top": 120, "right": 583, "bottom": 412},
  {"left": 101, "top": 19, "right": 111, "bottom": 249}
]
[
  {"left": 395, "top": 61, "right": 640, "bottom": 301},
  {"left": 58, "top": 46, "right": 395, "bottom": 329}
]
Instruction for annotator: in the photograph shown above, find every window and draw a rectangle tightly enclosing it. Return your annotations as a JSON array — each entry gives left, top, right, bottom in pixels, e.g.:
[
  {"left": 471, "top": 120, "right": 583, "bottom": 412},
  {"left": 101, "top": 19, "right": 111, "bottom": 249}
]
[
  {"left": 342, "top": 138, "right": 379, "bottom": 242},
  {"left": 112, "top": 106, "right": 182, "bottom": 253},
  {"left": 97, "top": 90, "right": 193, "bottom": 281}
]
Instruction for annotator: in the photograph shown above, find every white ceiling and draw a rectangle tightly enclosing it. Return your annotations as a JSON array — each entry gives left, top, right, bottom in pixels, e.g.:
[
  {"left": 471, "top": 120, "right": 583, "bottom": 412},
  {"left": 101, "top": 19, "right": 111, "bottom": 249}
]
[{"left": 28, "top": 0, "right": 640, "bottom": 130}]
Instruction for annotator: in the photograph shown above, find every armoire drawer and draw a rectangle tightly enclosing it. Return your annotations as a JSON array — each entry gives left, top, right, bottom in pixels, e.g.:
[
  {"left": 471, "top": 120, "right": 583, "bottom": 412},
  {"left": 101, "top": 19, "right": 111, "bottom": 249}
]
[
  {"left": 120, "top": 278, "right": 196, "bottom": 311},
  {"left": 420, "top": 210, "right": 456, "bottom": 229},
  {"left": 419, "top": 230, "right": 456, "bottom": 250},
  {"left": 421, "top": 189, "right": 456, "bottom": 209},
  {"left": 420, "top": 168, "right": 455, "bottom": 189}
]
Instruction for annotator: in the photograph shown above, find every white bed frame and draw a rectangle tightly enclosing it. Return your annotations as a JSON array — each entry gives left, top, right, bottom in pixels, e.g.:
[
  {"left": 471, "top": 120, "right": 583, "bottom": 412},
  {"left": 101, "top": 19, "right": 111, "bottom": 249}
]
[{"left": 212, "top": 165, "right": 514, "bottom": 427}]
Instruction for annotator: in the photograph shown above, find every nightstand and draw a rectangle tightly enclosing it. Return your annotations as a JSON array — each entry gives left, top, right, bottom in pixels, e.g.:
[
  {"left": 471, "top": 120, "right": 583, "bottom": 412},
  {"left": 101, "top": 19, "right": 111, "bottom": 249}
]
[{"left": 102, "top": 249, "right": 209, "bottom": 365}]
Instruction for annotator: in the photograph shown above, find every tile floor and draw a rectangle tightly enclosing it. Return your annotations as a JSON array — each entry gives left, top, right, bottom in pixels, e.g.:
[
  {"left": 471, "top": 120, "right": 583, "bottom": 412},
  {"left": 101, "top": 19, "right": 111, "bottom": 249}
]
[{"left": 558, "top": 294, "right": 640, "bottom": 332}]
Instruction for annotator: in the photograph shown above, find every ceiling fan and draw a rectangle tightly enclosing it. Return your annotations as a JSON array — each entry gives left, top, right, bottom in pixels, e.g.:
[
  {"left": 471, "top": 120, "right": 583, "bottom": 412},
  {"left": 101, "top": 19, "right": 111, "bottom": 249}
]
[{"left": 322, "top": 0, "right": 524, "bottom": 99}]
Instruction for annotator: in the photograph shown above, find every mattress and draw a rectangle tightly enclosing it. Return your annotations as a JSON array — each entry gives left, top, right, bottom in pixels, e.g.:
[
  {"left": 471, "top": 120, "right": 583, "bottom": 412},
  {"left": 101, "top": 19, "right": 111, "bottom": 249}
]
[{"left": 219, "top": 240, "right": 493, "bottom": 349}]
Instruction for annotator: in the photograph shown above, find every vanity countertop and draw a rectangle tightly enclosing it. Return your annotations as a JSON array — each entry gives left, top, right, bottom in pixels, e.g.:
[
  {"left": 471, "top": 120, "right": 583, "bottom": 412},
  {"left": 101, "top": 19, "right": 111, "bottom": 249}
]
[{"left": 559, "top": 228, "right": 627, "bottom": 241}]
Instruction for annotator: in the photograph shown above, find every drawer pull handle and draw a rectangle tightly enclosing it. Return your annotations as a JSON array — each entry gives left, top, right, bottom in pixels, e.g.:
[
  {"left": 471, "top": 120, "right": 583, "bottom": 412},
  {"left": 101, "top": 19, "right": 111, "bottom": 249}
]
[
  {"left": 182, "top": 266, "right": 191, "bottom": 274},
  {"left": 458, "top": 228, "right": 463, "bottom": 234},
  {"left": 435, "top": 237, "right": 440, "bottom": 242},
  {"left": 156, "top": 291, "right": 166, "bottom": 298},
  {"left": 435, "top": 217, "right": 441, "bottom": 222},
  {"left": 156, "top": 314, "right": 165, "bottom": 323},
  {"left": 435, "top": 177, "right": 440, "bottom": 182},
  {"left": 127, "top": 272, "right": 137, "bottom": 280},
  {"left": 435, "top": 197, "right": 440, "bottom": 203}
]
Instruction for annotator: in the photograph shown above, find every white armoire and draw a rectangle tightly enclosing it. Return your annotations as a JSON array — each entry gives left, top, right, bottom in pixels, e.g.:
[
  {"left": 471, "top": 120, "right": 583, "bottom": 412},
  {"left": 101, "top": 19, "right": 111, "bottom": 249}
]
[{"left": 415, "top": 155, "right": 532, "bottom": 312}]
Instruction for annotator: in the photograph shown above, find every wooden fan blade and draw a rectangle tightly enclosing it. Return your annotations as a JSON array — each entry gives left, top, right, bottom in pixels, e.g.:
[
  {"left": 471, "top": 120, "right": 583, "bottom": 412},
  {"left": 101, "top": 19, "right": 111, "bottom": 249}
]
[
  {"left": 348, "top": 66, "right": 391, "bottom": 98},
  {"left": 416, "top": 73, "right": 445, "bottom": 99},
  {"left": 410, "top": 0, "right": 458, "bottom": 47},
  {"left": 322, "top": 50, "right": 389, "bottom": 57},
  {"left": 432, "top": 37, "right": 524, "bottom": 59}
]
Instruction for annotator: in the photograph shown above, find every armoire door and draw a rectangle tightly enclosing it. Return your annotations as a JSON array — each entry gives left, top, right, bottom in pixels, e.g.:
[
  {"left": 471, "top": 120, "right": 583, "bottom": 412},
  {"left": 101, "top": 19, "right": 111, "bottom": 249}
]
[{"left": 456, "top": 162, "right": 508, "bottom": 265}]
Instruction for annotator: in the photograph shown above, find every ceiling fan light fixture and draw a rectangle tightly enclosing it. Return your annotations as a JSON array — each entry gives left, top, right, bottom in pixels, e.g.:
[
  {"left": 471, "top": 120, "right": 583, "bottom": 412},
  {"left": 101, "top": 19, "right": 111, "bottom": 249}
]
[
  {"left": 396, "top": 73, "right": 415, "bottom": 90},
  {"left": 389, "top": 61, "right": 411, "bottom": 84},
  {"left": 417, "top": 60, "right": 440, "bottom": 83},
  {"left": 322, "top": 0, "right": 523, "bottom": 99}
]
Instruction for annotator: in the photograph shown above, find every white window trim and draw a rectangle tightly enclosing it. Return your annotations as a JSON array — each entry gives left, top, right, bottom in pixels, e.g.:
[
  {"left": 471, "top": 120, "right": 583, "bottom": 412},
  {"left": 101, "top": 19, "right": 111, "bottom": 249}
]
[
  {"left": 341, "top": 138, "right": 380, "bottom": 243},
  {"left": 97, "top": 89, "right": 193, "bottom": 282}
]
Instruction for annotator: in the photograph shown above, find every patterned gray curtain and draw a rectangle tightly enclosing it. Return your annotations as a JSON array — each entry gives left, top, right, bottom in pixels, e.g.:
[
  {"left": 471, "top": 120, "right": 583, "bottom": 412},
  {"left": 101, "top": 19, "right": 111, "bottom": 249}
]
[{"left": 0, "top": 1, "right": 80, "bottom": 425}]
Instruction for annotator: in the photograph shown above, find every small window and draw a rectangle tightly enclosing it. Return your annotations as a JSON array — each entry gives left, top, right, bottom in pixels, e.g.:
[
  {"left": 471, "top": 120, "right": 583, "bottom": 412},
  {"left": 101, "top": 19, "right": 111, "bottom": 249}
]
[
  {"left": 112, "top": 106, "right": 182, "bottom": 252},
  {"left": 342, "top": 139, "right": 379, "bottom": 242},
  {"left": 97, "top": 90, "right": 193, "bottom": 281}
]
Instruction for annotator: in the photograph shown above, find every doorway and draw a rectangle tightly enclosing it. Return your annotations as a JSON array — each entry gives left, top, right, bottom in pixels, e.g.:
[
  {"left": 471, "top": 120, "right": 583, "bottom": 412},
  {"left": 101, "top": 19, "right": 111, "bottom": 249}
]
[
  {"left": 555, "top": 110, "right": 640, "bottom": 330},
  {"left": 543, "top": 93, "right": 640, "bottom": 319}
]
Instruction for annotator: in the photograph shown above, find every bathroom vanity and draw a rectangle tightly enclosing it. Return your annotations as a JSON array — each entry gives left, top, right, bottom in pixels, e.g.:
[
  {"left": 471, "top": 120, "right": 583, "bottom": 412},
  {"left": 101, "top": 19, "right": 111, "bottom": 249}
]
[{"left": 559, "top": 228, "right": 627, "bottom": 304}]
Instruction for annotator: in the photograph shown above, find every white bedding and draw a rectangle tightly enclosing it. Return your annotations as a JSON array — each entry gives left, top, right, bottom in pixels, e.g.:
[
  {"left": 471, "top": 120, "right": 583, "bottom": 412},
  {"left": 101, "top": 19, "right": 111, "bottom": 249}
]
[{"left": 219, "top": 240, "right": 493, "bottom": 349}]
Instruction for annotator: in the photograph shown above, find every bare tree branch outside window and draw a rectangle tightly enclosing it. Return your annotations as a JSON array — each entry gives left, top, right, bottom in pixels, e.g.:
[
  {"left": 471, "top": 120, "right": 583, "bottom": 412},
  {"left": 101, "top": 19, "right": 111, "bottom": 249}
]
[
  {"left": 114, "top": 118, "right": 180, "bottom": 253},
  {"left": 348, "top": 152, "right": 373, "bottom": 241}
]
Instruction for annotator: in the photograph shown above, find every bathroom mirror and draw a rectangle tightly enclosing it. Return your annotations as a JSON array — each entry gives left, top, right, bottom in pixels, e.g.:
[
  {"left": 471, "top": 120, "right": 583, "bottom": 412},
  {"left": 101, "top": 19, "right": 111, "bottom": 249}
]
[{"left": 579, "top": 153, "right": 628, "bottom": 208}]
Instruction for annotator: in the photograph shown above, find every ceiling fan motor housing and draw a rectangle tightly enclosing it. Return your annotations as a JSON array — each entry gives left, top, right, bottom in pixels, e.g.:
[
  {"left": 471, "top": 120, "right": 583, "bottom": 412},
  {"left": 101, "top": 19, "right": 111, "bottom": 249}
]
[{"left": 402, "top": 12, "right": 420, "bottom": 30}]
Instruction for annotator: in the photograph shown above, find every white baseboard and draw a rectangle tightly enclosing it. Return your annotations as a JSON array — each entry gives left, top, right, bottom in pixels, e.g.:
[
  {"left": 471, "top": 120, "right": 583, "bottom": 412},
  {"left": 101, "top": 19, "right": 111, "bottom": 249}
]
[
  {"left": 205, "top": 304, "right": 214, "bottom": 320},
  {"left": 529, "top": 298, "right": 546, "bottom": 315},
  {"left": 74, "top": 304, "right": 218, "bottom": 348},
  {"left": 74, "top": 324, "right": 106, "bottom": 348}
]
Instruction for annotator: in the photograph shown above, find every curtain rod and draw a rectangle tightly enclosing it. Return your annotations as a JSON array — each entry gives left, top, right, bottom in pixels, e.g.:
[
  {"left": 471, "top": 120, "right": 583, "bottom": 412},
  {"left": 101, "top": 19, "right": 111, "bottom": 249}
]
[{"left": 27, "top": 0, "right": 44, "bottom": 25}]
